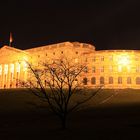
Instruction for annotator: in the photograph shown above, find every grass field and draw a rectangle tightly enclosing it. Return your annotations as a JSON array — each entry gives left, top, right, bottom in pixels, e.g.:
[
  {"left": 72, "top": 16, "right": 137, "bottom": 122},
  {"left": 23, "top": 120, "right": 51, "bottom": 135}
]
[{"left": 0, "top": 88, "right": 140, "bottom": 139}]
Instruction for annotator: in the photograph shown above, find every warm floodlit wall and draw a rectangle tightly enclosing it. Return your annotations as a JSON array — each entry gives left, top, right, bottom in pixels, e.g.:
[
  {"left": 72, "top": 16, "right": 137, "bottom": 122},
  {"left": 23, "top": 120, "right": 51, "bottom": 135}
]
[{"left": 0, "top": 42, "right": 140, "bottom": 89}]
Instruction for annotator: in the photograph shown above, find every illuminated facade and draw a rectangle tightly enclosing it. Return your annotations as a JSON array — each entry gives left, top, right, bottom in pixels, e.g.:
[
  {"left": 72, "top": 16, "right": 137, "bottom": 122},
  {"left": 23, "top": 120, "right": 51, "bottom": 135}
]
[{"left": 0, "top": 41, "right": 140, "bottom": 89}]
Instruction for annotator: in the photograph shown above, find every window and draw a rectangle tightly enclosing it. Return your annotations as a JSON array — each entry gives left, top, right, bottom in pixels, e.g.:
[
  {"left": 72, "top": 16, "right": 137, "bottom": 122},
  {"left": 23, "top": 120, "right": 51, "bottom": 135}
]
[
  {"left": 92, "top": 66, "right": 96, "bottom": 73},
  {"left": 100, "top": 66, "right": 104, "bottom": 72},
  {"left": 127, "top": 66, "right": 131, "bottom": 72},
  {"left": 127, "top": 77, "right": 131, "bottom": 84},
  {"left": 136, "top": 77, "right": 140, "bottom": 84},
  {"left": 75, "top": 58, "right": 78, "bottom": 63},
  {"left": 101, "top": 56, "right": 104, "bottom": 61},
  {"left": 109, "top": 77, "right": 113, "bottom": 84},
  {"left": 109, "top": 55, "right": 113, "bottom": 61},
  {"left": 84, "top": 67, "right": 88, "bottom": 73},
  {"left": 136, "top": 66, "right": 140, "bottom": 72},
  {"left": 83, "top": 77, "right": 88, "bottom": 85},
  {"left": 109, "top": 66, "right": 113, "bottom": 72},
  {"left": 118, "top": 65, "right": 122, "bottom": 72},
  {"left": 118, "top": 77, "right": 122, "bottom": 84},
  {"left": 100, "top": 77, "right": 104, "bottom": 84},
  {"left": 135, "top": 56, "right": 139, "bottom": 61},
  {"left": 91, "top": 77, "right": 96, "bottom": 85},
  {"left": 92, "top": 57, "right": 96, "bottom": 62}
]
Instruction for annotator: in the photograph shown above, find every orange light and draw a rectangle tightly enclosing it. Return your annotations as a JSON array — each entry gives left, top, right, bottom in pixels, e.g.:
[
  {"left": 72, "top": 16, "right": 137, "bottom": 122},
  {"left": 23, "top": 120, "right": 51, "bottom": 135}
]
[{"left": 118, "top": 55, "right": 130, "bottom": 66}]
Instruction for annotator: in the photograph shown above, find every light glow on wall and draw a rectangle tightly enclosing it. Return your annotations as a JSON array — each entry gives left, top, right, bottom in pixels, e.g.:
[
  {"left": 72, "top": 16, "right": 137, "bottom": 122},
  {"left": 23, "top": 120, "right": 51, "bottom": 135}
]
[
  {"left": 16, "top": 63, "right": 20, "bottom": 72},
  {"left": 4, "top": 64, "right": 8, "bottom": 74},
  {"left": 0, "top": 65, "right": 2, "bottom": 75},
  {"left": 23, "top": 61, "right": 28, "bottom": 71},
  {"left": 10, "top": 64, "right": 14, "bottom": 73},
  {"left": 117, "top": 55, "right": 130, "bottom": 66}
]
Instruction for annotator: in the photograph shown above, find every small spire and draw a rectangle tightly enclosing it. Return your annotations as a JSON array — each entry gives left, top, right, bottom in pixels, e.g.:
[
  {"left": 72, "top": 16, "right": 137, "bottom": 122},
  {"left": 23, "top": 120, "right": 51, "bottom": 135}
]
[{"left": 9, "top": 32, "right": 13, "bottom": 47}]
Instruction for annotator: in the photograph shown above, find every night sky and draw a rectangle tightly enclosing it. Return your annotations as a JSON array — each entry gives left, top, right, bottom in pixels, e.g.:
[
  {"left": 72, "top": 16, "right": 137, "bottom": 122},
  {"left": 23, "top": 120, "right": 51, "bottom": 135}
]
[{"left": 0, "top": 0, "right": 139, "bottom": 50}]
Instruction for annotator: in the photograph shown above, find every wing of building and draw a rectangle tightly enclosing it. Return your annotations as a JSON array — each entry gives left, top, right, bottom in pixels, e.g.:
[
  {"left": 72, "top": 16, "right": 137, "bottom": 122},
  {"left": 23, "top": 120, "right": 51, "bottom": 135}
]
[{"left": 0, "top": 41, "right": 140, "bottom": 89}]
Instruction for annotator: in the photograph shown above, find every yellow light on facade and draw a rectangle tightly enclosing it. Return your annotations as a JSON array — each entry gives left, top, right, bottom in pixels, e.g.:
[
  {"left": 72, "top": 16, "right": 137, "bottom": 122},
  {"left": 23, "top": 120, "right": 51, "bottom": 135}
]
[
  {"left": 10, "top": 64, "right": 14, "bottom": 73},
  {"left": 23, "top": 61, "right": 28, "bottom": 71},
  {"left": 118, "top": 55, "right": 130, "bottom": 66},
  {"left": 0, "top": 65, "right": 2, "bottom": 75}
]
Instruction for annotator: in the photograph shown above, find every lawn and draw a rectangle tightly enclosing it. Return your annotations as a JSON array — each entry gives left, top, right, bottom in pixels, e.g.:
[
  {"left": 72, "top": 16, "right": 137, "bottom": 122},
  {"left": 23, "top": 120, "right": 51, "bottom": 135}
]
[{"left": 0, "top": 88, "right": 140, "bottom": 139}]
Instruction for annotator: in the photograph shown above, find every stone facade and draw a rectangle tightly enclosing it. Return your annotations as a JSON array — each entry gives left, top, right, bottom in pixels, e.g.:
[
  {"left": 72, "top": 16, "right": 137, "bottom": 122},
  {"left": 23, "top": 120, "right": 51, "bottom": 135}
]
[{"left": 0, "top": 41, "right": 140, "bottom": 89}]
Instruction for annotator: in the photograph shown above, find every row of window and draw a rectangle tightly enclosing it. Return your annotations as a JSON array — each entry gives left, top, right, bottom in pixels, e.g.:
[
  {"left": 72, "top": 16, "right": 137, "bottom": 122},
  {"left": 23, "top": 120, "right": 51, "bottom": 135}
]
[
  {"left": 83, "top": 66, "right": 140, "bottom": 73},
  {"left": 38, "top": 51, "right": 79, "bottom": 58},
  {"left": 83, "top": 77, "right": 140, "bottom": 85},
  {"left": 92, "top": 56, "right": 139, "bottom": 62}
]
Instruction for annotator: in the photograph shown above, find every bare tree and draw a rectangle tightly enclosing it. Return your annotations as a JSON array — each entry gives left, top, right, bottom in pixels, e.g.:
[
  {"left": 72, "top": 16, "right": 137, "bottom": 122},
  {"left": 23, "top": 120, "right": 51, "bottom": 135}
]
[{"left": 22, "top": 58, "right": 102, "bottom": 129}]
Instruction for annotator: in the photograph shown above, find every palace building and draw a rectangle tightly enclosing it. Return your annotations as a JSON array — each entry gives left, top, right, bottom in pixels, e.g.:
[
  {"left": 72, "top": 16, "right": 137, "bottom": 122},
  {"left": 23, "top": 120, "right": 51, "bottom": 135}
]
[{"left": 0, "top": 41, "right": 140, "bottom": 89}]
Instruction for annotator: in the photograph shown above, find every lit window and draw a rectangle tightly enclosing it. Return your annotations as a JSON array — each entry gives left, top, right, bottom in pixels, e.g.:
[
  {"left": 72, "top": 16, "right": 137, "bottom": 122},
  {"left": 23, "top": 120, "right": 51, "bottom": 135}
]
[
  {"left": 127, "top": 77, "right": 131, "bottom": 84},
  {"left": 100, "top": 66, "right": 104, "bottom": 72},
  {"left": 109, "top": 77, "right": 113, "bottom": 84},
  {"left": 100, "top": 77, "right": 104, "bottom": 84},
  {"left": 101, "top": 56, "right": 104, "bottom": 61},
  {"left": 136, "top": 66, "right": 140, "bottom": 72},
  {"left": 136, "top": 77, "right": 140, "bottom": 84},
  {"left": 109, "top": 66, "right": 113, "bottom": 72},
  {"left": 91, "top": 77, "right": 96, "bottom": 85},
  {"left": 118, "top": 65, "right": 122, "bottom": 72},
  {"left": 92, "top": 66, "right": 96, "bottom": 73},
  {"left": 135, "top": 56, "right": 139, "bottom": 61},
  {"left": 75, "top": 58, "right": 78, "bottom": 63},
  {"left": 109, "top": 55, "right": 113, "bottom": 61},
  {"left": 127, "top": 66, "right": 131, "bottom": 72},
  {"left": 118, "top": 77, "right": 122, "bottom": 84}
]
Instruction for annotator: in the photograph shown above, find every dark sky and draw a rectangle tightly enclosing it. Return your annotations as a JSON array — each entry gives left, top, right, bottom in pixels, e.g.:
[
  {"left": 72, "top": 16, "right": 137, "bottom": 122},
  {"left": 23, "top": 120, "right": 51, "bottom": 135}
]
[{"left": 0, "top": 0, "right": 139, "bottom": 50}]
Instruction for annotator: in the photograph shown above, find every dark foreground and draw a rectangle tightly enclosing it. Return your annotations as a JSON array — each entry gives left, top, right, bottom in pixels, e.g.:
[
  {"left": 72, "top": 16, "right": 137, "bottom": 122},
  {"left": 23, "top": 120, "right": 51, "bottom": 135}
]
[{"left": 0, "top": 89, "right": 140, "bottom": 140}]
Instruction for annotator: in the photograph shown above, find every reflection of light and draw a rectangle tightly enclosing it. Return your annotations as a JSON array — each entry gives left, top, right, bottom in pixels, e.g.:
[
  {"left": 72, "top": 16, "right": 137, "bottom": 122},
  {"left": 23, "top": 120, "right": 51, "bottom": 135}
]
[
  {"left": 118, "top": 55, "right": 130, "bottom": 66},
  {"left": 118, "top": 65, "right": 122, "bottom": 72},
  {"left": 16, "top": 63, "right": 20, "bottom": 72},
  {"left": 10, "top": 64, "right": 14, "bottom": 73},
  {"left": 23, "top": 61, "right": 28, "bottom": 71},
  {"left": 23, "top": 56, "right": 28, "bottom": 61},
  {"left": 4, "top": 64, "right": 8, "bottom": 74},
  {"left": 0, "top": 65, "right": 2, "bottom": 75}
]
